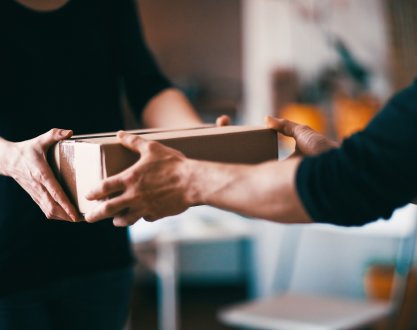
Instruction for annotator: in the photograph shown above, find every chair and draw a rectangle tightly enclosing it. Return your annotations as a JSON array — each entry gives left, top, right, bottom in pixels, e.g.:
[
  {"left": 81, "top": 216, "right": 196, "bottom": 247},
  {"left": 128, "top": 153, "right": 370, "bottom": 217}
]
[{"left": 219, "top": 205, "right": 417, "bottom": 330}]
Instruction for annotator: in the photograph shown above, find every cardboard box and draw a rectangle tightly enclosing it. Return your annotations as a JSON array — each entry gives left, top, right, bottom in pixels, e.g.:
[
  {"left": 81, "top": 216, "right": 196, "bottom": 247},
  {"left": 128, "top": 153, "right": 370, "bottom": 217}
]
[{"left": 49, "top": 125, "right": 278, "bottom": 214}]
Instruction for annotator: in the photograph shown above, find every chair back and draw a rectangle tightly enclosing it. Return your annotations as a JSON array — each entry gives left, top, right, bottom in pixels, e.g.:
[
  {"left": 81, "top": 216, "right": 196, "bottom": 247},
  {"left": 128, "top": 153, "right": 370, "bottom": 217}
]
[{"left": 283, "top": 205, "right": 417, "bottom": 303}]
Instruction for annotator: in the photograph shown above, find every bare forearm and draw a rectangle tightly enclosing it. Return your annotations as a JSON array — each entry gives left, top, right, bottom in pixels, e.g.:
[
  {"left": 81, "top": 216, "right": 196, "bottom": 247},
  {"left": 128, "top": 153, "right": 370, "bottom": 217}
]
[
  {"left": 142, "top": 88, "right": 202, "bottom": 128},
  {"left": 186, "top": 157, "right": 312, "bottom": 223}
]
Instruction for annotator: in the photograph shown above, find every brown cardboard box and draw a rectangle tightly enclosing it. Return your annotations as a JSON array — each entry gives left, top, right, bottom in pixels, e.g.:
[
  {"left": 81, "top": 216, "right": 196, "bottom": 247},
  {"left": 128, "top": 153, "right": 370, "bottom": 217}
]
[{"left": 49, "top": 125, "right": 278, "bottom": 214}]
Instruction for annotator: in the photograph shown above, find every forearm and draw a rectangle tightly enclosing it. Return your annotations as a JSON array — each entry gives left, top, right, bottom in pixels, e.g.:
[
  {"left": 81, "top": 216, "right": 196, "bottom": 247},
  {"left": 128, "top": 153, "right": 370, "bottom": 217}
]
[
  {"left": 186, "top": 157, "right": 312, "bottom": 223},
  {"left": 142, "top": 88, "right": 202, "bottom": 128}
]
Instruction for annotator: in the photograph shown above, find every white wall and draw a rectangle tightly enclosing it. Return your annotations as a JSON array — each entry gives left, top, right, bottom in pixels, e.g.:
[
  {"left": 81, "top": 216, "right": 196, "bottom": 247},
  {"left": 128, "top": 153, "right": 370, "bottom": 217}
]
[
  {"left": 242, "top": 0, "right": 392, "bottom": 124},
  {"left": 241, "top": 0, "right": 409, "bottom": 299}
]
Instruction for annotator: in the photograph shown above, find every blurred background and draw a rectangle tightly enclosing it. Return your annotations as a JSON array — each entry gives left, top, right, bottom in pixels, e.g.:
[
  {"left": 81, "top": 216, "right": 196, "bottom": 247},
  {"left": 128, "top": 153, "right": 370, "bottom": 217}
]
[{"left": 126, "top": 0, "right": 417, "bottom": 329}]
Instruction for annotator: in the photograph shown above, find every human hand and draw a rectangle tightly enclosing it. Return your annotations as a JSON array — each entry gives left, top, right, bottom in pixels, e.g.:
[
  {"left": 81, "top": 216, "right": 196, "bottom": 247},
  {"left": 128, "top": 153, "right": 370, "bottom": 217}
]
[
  {"left": 265, "top": 116, "right": 339, "bottom": 156},
  {"left": 0, "top": 129, "right": 79, "bottom": 221},
  {"left": 84, "top": 131, "right": 193, "bottom": 226},
  {"left": 216, "top": 115, "right": 231, "bottom": 127}
]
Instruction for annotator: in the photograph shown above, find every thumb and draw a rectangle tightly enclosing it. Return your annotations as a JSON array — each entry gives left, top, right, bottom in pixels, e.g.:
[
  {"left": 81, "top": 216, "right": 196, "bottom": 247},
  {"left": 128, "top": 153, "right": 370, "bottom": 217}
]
[
  {"left": 265, "top": 116, "right": 282, "bottom": 129},
  {"left": 216, "top": 115, "right": 231, "bottom": 127},
  {"left": 265, "top": 116, "right": 297, "bottom": 137},
  {"left": 117, "top": 131, "right": 149, "bottom": 153},
  {"left": 37, "top": 128, "right": 73, "bottom": 148}
]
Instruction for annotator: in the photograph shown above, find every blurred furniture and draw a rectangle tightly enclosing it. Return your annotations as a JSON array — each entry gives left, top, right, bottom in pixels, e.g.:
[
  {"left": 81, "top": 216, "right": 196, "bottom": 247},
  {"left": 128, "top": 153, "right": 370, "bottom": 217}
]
[
  {"left": 129, "top": 207, "right": 252, "bottom": 330},
  {"left": 219, "top": 206, "right": 417, "bottom": 330},
  {"left": 365, "top": 265, "right": 417, "bottom": 329},
  {"left": 155, "top": 228, "right": 250, "bottom": 330},
  {"left": 333, "top": 95, "right": 379, "bottom": 140}
]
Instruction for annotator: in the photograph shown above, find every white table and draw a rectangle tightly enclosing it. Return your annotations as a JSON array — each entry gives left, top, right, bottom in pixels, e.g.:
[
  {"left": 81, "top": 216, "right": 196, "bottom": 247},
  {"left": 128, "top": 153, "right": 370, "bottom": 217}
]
[{"left": 130, "top": 206, "right": 252, "bottom": 330}]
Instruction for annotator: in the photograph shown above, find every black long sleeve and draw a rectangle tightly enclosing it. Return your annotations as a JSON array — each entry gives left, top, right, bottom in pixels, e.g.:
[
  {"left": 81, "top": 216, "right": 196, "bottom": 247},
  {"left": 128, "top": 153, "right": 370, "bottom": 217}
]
[{"left": 297, "top": 81, "right": 417, "bottom": 226}]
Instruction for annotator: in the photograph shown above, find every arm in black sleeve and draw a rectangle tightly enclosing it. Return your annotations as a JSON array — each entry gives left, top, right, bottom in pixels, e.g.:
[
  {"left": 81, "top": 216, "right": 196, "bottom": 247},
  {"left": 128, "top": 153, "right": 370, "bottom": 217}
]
[
  {"left": 296, "top": 81, "right": 417, "bottom": 227},
  {"left": 115, "top": 0, "right": 172, "bottom": 119}
]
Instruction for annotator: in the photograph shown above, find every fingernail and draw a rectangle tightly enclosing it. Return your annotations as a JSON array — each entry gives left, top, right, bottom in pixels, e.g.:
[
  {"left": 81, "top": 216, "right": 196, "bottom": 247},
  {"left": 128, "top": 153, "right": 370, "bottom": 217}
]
[
  {"left": 84, "top": 215, "right": 93, "bottom": 223},
  {"left": 60, "top": 129, "right": 71, "bottom": 136},
  {"left": 113, "top": 219, "right": 124, "bottom": 227}
]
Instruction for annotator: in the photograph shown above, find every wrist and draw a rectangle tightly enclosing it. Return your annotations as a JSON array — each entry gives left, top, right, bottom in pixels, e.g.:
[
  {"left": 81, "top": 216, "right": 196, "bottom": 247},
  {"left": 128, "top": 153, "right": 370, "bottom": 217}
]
[
  {"left": 183, "top": 159, "right": 205, "bottom": 206},
  {"left": 0, "top": 138, "right": 13, "bottom": 176}
]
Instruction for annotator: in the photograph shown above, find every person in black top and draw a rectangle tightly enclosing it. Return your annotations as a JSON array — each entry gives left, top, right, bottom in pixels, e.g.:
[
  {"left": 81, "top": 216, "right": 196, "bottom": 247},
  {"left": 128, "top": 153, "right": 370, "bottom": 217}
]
[
  {"left": 0, "top": 0, "right": 230, "bottom": 329},
  {"left": 83, "top": 79, "right": 417, "bottom": 227}
]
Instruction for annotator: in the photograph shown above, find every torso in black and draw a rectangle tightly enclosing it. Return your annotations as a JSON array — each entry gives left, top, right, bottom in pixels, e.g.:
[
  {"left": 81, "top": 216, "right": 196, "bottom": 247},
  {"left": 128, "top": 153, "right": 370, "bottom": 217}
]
[{"left": 0, "top": 0, "right": 170, "bottom": 295}]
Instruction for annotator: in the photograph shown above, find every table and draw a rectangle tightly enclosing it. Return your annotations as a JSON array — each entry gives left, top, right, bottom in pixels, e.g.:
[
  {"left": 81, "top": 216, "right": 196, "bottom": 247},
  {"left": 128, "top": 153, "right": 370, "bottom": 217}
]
[{"left": 130, "top": 206, "right": 253, "bottom": 330}]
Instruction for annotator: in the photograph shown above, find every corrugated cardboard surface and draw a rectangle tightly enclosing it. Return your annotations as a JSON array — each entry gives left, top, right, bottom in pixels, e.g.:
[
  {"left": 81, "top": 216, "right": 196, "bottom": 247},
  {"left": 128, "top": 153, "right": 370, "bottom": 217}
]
[{"left": 50, "top": 125, "right": 278, "bottom": 215}]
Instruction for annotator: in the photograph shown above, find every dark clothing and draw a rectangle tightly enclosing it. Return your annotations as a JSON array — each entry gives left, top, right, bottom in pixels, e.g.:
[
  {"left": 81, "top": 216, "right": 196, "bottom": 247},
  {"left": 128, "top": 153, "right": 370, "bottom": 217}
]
[
  {"left": 0, "top": 0, "right": 170, "bottom": 296},
  {"left": 0, "top": 267, "right": 134, "bottom": 330},
  {"left": 297, "top": 81, "right": 417, "bottom": 227}
]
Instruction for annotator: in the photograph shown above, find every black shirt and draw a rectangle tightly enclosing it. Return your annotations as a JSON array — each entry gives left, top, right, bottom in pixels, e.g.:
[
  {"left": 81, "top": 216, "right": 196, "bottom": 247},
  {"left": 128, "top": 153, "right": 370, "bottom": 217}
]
[
  {"left": 297, "top": 80, "right": 417, "bottom": 227},
  {"left": 0, "top": 0, "right": 171, "bottom": 295}
]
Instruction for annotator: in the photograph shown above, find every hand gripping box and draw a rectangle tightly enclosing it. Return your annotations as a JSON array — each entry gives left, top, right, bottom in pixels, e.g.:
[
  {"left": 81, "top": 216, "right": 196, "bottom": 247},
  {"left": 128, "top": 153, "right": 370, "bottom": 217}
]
[{"left": 49, "top": 125, "right": 278, "bottom": 215}]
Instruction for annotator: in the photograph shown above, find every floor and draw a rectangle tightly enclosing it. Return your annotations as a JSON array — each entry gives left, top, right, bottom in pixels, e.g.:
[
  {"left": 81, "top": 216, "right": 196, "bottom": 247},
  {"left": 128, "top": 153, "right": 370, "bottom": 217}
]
[{"left": 127, "top": 279, "right": 247, "bottom": 330}]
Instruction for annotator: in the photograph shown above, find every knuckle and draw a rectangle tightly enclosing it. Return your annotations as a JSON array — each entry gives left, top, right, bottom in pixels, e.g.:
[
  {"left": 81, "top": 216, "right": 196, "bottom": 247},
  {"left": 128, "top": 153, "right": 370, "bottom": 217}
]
[
  {"left": 101, "top": 181, "right": 111, "bottom": 192},
  {"left": 31, "top": 180, "right": 42, "bottom": 193},
  {"left": 42, "top": 199, "right": 59, "bottom": 219},
  {"left": 294, "top": 124, "right": 309, "bottom": 135},
  {"left": 141, "top": 142, "right": 150, "bottom": 153},
  {"left": 103, "top": 203, "right": 115, "bottom": 215},
  {"left": 130, "top": 209, "right": 143, "bottom": 220},
  {"left": 127, "top": 218, "right": 139, "bottom": 226},
  {"left": 125, "top": 135, "right": 137, "bottom": 147},
  {"left": 50, "top": 204, "right": 60, "bottom": 215},
  {"left": 125, "top": 135, "right": 135, "bottom": 143},
  {"left": 147, "top": 141, "right": 158, "bottom": 151},
  {"left": 130, "top": 136, "right": 140, "bottom": 144},
  {"left": 38, "top": 170, "right": 48, "bottom": 182},
  {"left": 50, "top": 190, "right": 60, "bottom": 202},
  {"left": 143, "top": 214, "right": 154, "bottom": 222},
  {"left": 120, "top": 219, "right": 131, "bottom": 227},
  {"left": 30, "top": 170, "right": 42, "bottom": 182},
  {"left": 49, "top": 128, "right": 60, "bottom": 136},
  {"left": 44, "top": 210, "right": 54, "bottom": 220},
  {"left": 125, "top": 215, "right": 140, "bottom": 226},
  {"left": 124, "top": 173, "right": 137, "bottom": 185},
  {"left": 143, "top": 141, "right": 157, "bottom": 153},
  {"left": 27, "top": 171, "right": 41, "bottom": 184}
]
